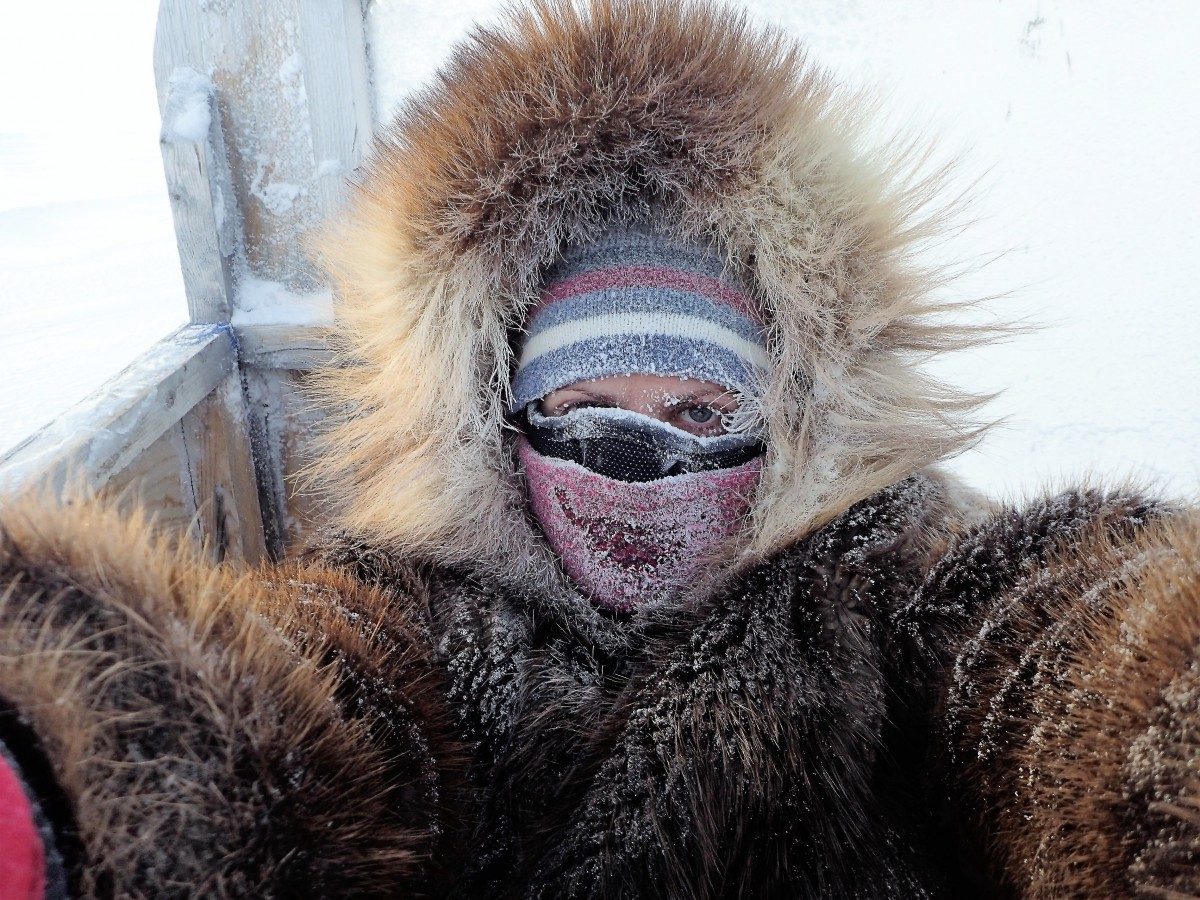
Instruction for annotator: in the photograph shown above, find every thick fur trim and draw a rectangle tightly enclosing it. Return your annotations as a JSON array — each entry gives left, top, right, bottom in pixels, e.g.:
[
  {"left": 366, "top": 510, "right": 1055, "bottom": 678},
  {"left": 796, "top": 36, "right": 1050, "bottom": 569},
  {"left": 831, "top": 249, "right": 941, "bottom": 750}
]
[
  {"left": 936, "top": 504, "right": 1200, "bottom": 898},
  {"left": 308, "top": 0, "right": 993, "bottom": 596},
  {"left": 0, "top": 497, "right": 466, "bottom": 897}
]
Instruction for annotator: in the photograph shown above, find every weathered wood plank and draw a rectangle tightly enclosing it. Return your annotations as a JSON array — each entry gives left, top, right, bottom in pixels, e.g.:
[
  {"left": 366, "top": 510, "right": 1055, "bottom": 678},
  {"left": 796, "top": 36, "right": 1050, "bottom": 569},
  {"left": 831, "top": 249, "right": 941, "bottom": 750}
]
[
  {"left": 88, "top": 371, "right": 268, "bottom": 564},
  {"left": 274, "top": 369, "right": 330, "bottom": 551},
  {"left": 242, "top": 367, "right": 289, "bottom": 559},
  {"left": 0, "top": 325, "right": 236, "bottom": 496},
  {"left": 297, "top": 0, "right": 375, "bottom": 214},
  {"left": 176, "top": 373, "right": 269, "bottom": 563},
  {"left": 129, "top": 1, "right": 379, "bottom": 556},
  {"left": 154, "top": 0, "right": 375, "bottom": 300},
  {"left": 159, "top": 73, "right": 239, "bottom": 323},
  {"left": 236, "top": 324, "right": 334, "bottom": 370},
  {"left": 246, "top": 368, "right": 331, "bottom": 553},
  {"left": 107, "top": 422, "right": 193, "bottom": 536}
]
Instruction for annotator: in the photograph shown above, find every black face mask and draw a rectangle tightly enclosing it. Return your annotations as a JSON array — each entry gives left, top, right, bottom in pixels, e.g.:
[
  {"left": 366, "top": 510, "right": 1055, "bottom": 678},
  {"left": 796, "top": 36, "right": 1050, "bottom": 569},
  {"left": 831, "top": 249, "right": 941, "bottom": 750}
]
[{"left": 520, "top": 405, "right": 765, "bottom": 483}]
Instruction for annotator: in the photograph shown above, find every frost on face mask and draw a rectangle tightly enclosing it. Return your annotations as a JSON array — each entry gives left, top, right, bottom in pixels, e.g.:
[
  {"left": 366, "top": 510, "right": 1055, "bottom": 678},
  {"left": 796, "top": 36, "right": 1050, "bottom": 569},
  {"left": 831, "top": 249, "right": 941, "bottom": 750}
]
[
  {"left": 524, "top": 404, "right": 764, "bottom": 482},
  {"left": 517, "top": 409, "right": 763, "bottom": 613}
]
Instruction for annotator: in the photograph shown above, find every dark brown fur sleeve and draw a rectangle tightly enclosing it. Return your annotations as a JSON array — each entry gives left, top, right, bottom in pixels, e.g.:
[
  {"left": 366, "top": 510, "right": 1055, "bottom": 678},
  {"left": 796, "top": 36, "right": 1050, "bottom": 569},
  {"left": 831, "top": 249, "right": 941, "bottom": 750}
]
[
  {"left": 0, "top": 497, "right": 468, "bottom": 898},
  {"left": 908, "top": 492, "right": 1200, "bottom": 897}
]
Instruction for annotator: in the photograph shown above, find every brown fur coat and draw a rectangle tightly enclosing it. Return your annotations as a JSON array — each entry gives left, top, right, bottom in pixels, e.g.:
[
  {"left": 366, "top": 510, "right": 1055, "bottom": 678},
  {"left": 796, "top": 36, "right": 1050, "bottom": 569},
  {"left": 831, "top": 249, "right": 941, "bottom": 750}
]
[{"left": 1, "top": 1, "right": 1198, "bottom": 897}]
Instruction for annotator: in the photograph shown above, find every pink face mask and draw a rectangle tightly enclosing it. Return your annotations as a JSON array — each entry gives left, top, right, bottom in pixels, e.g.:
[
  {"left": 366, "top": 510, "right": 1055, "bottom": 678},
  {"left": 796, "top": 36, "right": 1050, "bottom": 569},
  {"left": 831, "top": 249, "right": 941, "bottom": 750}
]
[{"left": 517, "top": 435, "right": 762, "bottom": 613}]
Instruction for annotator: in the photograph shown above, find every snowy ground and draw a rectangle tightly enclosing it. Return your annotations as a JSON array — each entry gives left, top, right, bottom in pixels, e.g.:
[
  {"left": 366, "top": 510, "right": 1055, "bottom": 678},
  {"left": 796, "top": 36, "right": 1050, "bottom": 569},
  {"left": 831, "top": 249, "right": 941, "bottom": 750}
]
[
  {"left": 1, "top": 1, "right": 1197, "bottom": 504},
  {"left": 0, "top": 1, "right": 185, "bottom": 456}
]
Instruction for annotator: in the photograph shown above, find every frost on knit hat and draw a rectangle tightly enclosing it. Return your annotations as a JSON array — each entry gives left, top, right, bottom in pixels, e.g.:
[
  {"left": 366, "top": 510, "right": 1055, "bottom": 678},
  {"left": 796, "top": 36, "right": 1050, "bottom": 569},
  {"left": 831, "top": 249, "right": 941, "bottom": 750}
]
[{"left": 511, "top": 224, "right": 769, "bottom": 410}]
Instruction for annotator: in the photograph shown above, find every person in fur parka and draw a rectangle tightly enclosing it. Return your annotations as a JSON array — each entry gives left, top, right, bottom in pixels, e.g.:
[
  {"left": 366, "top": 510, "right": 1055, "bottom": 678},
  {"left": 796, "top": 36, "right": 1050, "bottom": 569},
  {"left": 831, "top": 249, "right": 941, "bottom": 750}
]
[{"left": 1, "top": 1, "right": 1199, "bottom": 897}]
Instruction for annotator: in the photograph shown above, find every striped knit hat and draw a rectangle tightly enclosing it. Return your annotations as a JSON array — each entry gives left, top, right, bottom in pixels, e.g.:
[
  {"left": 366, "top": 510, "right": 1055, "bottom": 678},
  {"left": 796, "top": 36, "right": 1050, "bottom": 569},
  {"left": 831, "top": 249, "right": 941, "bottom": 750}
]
[{"left": 511, "top": 224, "right": 769, "bottom": 411}]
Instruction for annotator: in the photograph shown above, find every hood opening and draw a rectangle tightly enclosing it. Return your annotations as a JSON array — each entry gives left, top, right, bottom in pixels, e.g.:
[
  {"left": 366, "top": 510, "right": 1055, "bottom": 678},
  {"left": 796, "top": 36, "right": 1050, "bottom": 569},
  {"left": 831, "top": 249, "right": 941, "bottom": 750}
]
[{"left": 305, "top": 0, "right": 997, "bottom": 619}]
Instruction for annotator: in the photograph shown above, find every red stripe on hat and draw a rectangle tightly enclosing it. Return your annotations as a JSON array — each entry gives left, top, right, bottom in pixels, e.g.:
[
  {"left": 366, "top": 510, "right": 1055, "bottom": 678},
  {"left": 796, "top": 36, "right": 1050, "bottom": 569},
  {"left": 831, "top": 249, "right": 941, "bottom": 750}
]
[{"left": 534, "top": 265, "right": 761, "bottom": 320}]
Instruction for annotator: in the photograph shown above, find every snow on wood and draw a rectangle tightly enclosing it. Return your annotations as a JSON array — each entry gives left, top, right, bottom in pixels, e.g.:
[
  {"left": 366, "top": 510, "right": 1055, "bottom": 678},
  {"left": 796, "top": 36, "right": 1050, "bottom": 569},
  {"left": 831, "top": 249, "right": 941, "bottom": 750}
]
[
  {"left": 297, "top": 0, "right": 375, "bottom": 216},
  {"left": 142, "top": 0, "right": 375, "bottom": 554},
  {"left": 0, "top": 324, "right": 235, "bottom": 496},
  {"left": 232, "top": 277, "right": 333, "bottom": 326},
  {"left": 233, "top": 279, "right": 334, "bottom": 369},
  {"left": 154, "top": 0, "right": 373, "bottom": 309}
]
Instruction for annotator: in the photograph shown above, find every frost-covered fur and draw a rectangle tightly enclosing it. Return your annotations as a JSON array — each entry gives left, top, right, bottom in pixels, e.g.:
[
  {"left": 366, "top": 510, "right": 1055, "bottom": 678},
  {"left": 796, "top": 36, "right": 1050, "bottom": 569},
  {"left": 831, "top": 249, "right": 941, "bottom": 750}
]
[
  {"left": 316, "top": 478, "right": 1190, "bottom": 898},
  {"left": 919, "top": 500, "right": 1200, "bottom": 898},
  {"left": 324, "top": 471, "right": 968, "bottom": 897},
  {"left": 309, "top": 0, "right": 995, "bottom": 603},
  {"left": 2, "top": 482, "right": 1190, "bottom": 897},
  {"left": 0, "top": 497, "right": 468, "bottom": 898}
]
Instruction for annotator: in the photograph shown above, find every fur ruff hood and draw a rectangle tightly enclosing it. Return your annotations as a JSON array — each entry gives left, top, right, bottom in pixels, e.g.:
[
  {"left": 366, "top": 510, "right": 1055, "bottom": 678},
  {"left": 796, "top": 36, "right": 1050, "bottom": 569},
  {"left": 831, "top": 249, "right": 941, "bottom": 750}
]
[{"left": 310, "top": 0, "right": 990, "bottom": 605}]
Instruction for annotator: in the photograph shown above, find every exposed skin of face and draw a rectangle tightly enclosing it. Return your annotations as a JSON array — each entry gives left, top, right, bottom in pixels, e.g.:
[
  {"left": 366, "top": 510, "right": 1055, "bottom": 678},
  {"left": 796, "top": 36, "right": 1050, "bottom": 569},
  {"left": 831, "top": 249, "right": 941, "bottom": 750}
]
[{"left": 539, "top": 374, "right": 740, "bottom": 436}]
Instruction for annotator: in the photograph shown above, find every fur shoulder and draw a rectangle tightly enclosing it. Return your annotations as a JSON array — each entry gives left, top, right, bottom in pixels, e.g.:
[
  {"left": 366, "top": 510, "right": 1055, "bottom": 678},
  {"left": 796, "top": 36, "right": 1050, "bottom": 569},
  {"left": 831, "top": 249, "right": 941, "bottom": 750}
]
[
  {"left": 0, "top": 496, "right": 467, "bottom": 896},
  {"left": 935, "top": 500, "right": 1200, "bottom": 897}
]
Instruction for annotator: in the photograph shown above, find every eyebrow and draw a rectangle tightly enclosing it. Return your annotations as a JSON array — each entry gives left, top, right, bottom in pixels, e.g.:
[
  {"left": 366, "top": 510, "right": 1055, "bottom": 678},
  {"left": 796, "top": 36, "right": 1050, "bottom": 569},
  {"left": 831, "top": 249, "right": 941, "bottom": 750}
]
[{"left": 553, "top": 386, "right": 735, "bottom": 406}]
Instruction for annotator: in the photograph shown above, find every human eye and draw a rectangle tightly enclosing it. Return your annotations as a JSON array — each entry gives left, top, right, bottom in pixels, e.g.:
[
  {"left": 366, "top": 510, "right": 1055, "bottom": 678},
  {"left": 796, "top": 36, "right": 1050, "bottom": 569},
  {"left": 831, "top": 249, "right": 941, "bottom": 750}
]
[
  {"left": 676, "top": 404, "right": 725, "bottom": 434},
  {"left": 680, "top": 406, "right": 716, "bottom": 424}
]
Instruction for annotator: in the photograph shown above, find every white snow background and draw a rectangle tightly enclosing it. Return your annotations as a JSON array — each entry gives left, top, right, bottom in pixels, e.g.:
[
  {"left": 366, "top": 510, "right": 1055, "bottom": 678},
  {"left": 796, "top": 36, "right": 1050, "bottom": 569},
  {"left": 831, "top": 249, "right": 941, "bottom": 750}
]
[
  {"left": 2, "top": 1, "right": 1198, "bottom": 504},
  {"left": 0, "top": 1, "right": 186, "bottom": 456}
]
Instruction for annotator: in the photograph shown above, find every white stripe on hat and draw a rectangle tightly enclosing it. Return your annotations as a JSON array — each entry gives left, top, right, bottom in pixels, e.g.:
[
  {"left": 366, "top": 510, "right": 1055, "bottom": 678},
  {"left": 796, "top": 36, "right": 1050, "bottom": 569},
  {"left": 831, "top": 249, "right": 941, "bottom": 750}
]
[{"left": 516, "top": 313, "right": 771, "bottom": 373}]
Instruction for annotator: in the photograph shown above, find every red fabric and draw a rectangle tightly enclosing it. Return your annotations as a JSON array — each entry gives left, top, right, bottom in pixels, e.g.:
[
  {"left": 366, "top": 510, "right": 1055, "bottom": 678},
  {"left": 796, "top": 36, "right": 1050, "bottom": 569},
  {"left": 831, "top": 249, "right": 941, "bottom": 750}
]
[
  {"left": 519, "top": 436, "right": 762, "bottom": 613},
  {"left": 534, "top": 264, "right": 761, "bottom": 319},
  {"left": 0, "top": 749, "right": 44, "bottom": 900}
]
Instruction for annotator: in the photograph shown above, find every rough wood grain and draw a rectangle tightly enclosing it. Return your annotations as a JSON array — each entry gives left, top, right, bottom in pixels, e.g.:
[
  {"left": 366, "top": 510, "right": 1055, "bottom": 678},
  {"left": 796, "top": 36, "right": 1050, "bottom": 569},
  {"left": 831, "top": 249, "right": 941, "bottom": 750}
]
[
  {"left": 242, "top": 368, "right": 331, "bottom": 554},
  {"left": 149, "top": 0, "right": 372, "bottom": 556},
  {"left": 154, "top": 0, "right": 375, "bottom": 297},
  {"left": 176, "top": 374, "right": 270, "bottom": 563},
  {"left": 95, "top": 373, "right": 268, "bottom": 565},
  {"left": 298, "top": 0, "right": 376, "bottom": 215},
  {"left": 0, "top": 325, "right": 235, "bottom": 498},
  {"left": 0, "top": 4, "right": 376, "bottom": 563},
  {"left": 159, "top": 75, "right": 238, "bottom": 323},
  {"left": 236, "top": 324, "right": 335, "bottom": 370},
  {"left": 106, "top": 422, "right": 193, "bottom": 537}
]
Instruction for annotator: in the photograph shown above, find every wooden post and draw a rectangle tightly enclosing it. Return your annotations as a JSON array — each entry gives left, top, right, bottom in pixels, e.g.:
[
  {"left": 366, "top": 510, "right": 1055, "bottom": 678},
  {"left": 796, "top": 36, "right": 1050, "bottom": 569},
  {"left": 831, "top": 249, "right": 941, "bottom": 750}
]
[
  {"left": 154, "top": 0, "right": 375, "bottom": 291},
  {"left": 152, "top": 0, "right": 376, "bottom": 558},
  {"left": 297, "top": 0, "right": 377, "bottom": 215},
  {"left": 175, "top": 372, "right": 268, "bottom": 562},
  {"left": 159, "top": 74, "right": 237, "bottom": 323},
  {"left": 156, "top": 67, "right": 268, "bottom": 560},
  {"left": 2, "top": 2, "right": 374, "bottom": 559}
]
